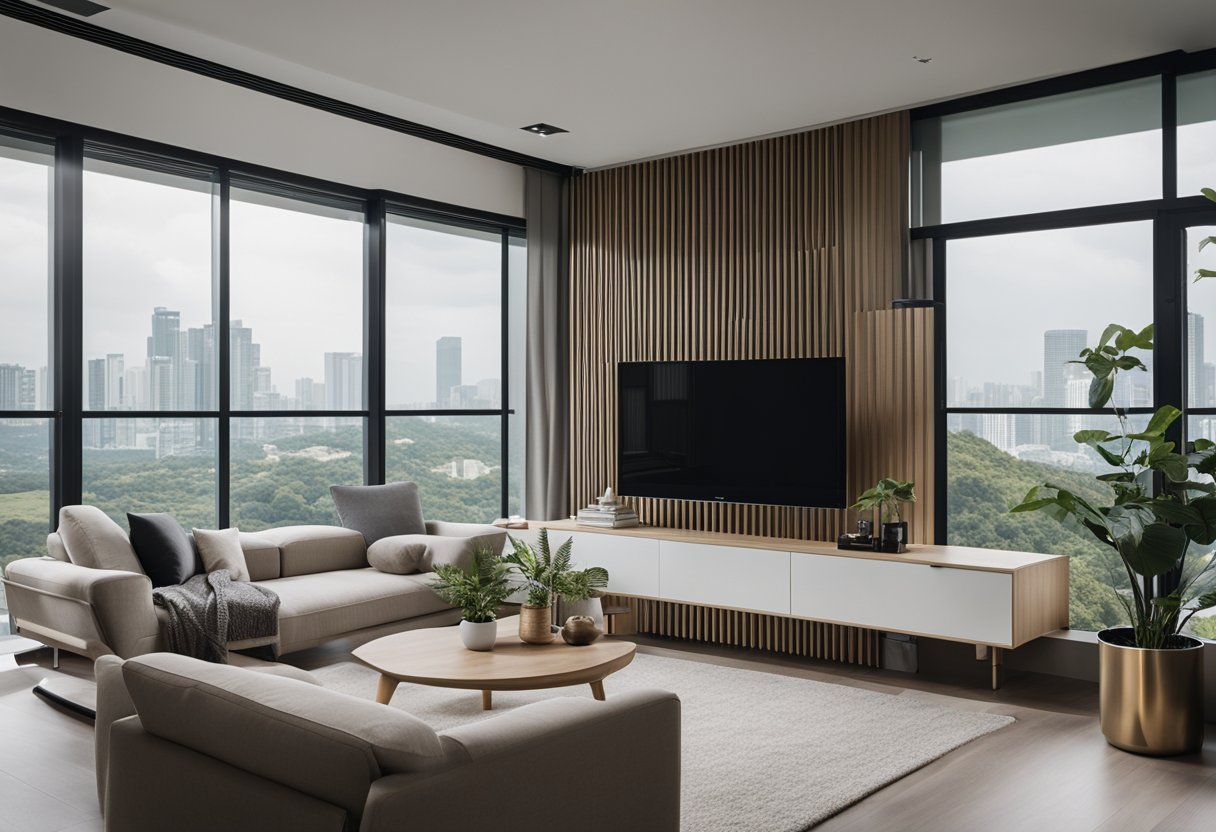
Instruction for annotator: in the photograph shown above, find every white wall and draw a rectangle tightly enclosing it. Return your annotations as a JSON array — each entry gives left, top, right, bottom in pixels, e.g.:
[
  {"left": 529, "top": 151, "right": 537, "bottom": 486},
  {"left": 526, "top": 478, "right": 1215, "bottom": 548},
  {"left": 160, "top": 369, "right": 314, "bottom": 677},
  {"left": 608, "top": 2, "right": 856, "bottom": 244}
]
[{"left": 0, "top": 17, "right": 523, "bottom": 217}]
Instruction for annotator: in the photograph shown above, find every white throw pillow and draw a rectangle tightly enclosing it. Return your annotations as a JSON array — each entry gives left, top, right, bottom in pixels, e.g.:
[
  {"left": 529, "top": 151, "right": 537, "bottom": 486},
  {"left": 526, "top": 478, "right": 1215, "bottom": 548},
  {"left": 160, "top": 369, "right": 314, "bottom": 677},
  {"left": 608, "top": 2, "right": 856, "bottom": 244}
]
[{"left": 193, "top": 527, "right": 251, "bottom": 581}]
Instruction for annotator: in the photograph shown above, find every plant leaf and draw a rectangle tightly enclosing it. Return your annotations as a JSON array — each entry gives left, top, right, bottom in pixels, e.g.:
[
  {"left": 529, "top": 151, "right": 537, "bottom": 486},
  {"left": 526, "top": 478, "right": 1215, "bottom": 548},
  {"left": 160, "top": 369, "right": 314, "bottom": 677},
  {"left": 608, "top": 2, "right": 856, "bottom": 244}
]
[
  {"left": 1089, "top": 373, "right": 1115, "bottom": 409},
  {"left": 1117, "top": 522, "right": 1188, "bottom": 578}
]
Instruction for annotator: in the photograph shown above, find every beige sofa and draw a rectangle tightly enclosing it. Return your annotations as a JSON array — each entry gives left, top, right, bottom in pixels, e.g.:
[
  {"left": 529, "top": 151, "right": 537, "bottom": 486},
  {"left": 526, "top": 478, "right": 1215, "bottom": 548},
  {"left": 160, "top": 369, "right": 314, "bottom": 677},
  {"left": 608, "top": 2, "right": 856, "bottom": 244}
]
[
  {"left": 2, "top": 506, "right": 507, "bottom": 661},
  {"left": 97, "top": 653, "right": 681, "bottom": 832}
]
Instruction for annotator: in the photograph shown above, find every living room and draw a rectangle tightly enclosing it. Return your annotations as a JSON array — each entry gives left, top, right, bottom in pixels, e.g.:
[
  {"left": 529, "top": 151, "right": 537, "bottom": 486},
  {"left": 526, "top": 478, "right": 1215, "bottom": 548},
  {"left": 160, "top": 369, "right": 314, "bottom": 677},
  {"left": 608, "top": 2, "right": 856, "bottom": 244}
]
[{"left": 1, "top": 2, "right": 1215, "bottom": 831}]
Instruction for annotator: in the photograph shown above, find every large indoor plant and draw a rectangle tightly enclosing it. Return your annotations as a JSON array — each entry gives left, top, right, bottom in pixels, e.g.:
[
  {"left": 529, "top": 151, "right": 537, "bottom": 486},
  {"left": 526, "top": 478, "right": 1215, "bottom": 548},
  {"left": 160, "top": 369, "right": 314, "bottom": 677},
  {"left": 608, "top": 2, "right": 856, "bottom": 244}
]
[
  {"left": 505, "top": 529, "right": 609, "bottom": 644},
  {"left": 430, "top": 547, "right": 514, "bottom": 651},
  {"left": 1011, "top": 323, "right": 1215, "bottom": 754},
  {"left": 850, "top": 478, "right": 916, "bottom": 552}
]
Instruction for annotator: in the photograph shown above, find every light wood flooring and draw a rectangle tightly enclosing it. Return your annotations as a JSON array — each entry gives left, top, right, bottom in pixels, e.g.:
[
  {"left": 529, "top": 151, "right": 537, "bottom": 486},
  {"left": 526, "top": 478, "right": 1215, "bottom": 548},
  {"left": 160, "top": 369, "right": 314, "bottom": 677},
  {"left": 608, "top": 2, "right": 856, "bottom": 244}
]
[{"left": 1, "top": 638, "right": 1213, "bottom": 832}]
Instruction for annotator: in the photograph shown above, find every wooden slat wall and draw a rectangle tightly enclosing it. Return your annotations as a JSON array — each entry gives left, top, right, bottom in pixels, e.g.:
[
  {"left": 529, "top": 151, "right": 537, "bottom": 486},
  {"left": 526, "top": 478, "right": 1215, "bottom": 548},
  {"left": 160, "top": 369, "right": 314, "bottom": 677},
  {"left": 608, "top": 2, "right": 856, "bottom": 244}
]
[{"left": 569, "top": 112, "right": 924, "bottom": 667}]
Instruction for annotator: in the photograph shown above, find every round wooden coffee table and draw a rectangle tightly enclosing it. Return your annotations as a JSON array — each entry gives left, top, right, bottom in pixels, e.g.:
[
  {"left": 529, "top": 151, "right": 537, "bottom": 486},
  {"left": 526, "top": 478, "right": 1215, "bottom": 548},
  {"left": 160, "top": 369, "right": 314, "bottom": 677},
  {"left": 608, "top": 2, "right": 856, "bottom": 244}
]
[{"left": 352, "top": 615, "right": 637, "bottom": 710}]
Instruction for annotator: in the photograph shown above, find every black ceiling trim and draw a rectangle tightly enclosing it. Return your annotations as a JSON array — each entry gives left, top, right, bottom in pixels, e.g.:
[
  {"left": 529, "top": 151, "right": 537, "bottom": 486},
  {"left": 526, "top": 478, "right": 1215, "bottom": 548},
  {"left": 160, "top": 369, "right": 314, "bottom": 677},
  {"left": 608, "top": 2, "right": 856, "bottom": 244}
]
[
  {"left": 909, "top": 50, "right": 1214, "bottom": 121},
  {"left": 0, "top": 0, "right": 575, "bottom": 176}
]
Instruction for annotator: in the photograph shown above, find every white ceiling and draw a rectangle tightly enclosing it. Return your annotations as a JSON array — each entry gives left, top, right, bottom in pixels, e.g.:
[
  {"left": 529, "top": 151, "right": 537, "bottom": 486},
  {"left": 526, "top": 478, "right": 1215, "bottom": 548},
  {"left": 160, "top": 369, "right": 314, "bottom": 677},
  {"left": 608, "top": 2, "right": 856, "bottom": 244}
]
[{"left": 72, "top": 0, "right": 1216, "bottom": 169}]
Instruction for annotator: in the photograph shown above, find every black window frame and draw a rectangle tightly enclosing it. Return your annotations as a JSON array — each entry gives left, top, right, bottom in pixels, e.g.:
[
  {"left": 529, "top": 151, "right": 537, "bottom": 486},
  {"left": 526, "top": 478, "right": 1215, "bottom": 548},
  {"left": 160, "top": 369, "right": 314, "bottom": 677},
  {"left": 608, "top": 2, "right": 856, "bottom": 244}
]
[
  {"left": 914, "top": 49, "right": 1216, "bottom": 547},
  {"left": 0, "top": 104, "right": 525, "bottom": 531}
]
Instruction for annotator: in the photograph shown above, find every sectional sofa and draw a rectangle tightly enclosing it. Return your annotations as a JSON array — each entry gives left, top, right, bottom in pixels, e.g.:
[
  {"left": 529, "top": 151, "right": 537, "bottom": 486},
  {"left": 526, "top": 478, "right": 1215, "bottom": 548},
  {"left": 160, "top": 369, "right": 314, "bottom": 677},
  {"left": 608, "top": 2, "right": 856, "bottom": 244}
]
[{"left": 2, "top": 504, "right": 508, "bottom": 661}]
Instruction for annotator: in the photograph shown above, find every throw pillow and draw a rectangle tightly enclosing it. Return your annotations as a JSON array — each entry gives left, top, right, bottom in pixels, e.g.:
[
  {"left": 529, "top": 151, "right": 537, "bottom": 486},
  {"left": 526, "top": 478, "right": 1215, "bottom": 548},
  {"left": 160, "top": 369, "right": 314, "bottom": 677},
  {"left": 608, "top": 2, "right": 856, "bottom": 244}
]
[
  {"left": 127, "top": 513, "right": 201, "bottom": 588},
  {"left": 366, "top": 535, "right": 429, "bottom": 575},
  {"left": 193, "top": 527, "right": 251, "bottom": 581},
  {"left": 329, "top": 481, "right": 426, "bottom": 545},
  {"left": 57, "top": 505, "right": 146, "bottom": 574}
]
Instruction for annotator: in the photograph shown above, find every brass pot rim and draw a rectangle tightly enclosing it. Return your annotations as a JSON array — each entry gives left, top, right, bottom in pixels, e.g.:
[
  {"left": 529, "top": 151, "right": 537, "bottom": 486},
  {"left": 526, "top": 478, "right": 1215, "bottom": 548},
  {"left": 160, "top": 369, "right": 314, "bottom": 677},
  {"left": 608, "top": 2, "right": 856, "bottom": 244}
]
[{"left": 1096, "top": 626, "right": 1205, "bottom": 653}]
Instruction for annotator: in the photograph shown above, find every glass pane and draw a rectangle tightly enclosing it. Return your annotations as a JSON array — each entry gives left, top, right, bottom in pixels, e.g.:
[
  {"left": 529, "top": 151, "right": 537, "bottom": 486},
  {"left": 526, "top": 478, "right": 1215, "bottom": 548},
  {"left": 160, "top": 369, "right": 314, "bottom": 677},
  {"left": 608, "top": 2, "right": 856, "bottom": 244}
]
[
  {"left": 230, "top": 190, "right": 363, "bottom": 411},
  {"left": 83, "top": 160, "right": 216, "bottom": 411},
  {"left": 0, "top": 418, "right": 51, "bottom": 617},
  {"left": 82, "top": 418, "right": 217, "bottom": 530},
  {"left": 385, "top": 216, "right": 502, "bottom": 409},
  {"left": 1178, "top": 69, "right": 1216, "bottom": 199},
  {"left": 507, "top": 235, "right": 526, "bottom": 517},
  {"left": 1187, "top": 225, "right": 1216, "bottom": 407},
  {"left": 1182, "top": 416, "right": 1216, "bottom": 640},
  {"left": 0, "top": 135, "right": 53, "bottom": 410},
  {"left": 230, "top": 416, "right": 364, "bottom": 530},
  {"left": 946, "top": 222, "right": 1154, "bottom": 424},
  {"left": 947, "top": 414, "right": 1148, "bottom": 633},
  {"left": 386, "top": 416, "right": 501, "bottom": 523},
  {"left": 916, "top": 78, "right": 1161, "bottom": 225}
]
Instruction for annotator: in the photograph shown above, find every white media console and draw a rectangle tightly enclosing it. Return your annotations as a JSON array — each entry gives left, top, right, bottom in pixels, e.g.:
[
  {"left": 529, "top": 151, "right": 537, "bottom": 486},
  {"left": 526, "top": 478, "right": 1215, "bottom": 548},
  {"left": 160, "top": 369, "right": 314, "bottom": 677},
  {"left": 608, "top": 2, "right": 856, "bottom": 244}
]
[{"left": 515, "top": 520, "right": 1070, "bottom": 689}]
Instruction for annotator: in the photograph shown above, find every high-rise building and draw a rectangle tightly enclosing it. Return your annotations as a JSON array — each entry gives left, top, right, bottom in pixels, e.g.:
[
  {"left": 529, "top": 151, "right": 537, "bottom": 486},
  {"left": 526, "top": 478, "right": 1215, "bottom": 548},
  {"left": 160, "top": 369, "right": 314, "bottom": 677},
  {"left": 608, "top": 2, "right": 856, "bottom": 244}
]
[
  {"left": 324, "top": 352, "right": 362, "bottom": 409},
  {"left": 475, "top": 378, "right": 501, "bottom": 408},
  {"left": 0, "top": 364, "right": 25, "bottom": 409},
  {"left": 1043, "top": 329, "right": 1087, "bottom": 449},
  {"left": 436, "top": 336, "right": 461, "bottom": 407},
  {"left": 1189, "top": 312, "right": 1206, "bottom": 406},
  {"left": 105, "top": 354, "right": 124, "bottom": 409},
  {"left": 87, "top": 358, "right": 106, "bottom": 411},
  {"left": 230, "top": 321, "right": 257, "bottom": 411}
]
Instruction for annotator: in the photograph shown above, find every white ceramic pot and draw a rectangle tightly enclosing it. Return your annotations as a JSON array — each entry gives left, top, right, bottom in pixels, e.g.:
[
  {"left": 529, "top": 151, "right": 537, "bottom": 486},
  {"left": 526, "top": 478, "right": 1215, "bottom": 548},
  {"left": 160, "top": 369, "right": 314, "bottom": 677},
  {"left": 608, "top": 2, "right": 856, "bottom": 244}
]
[
  {"left": 458, "top": 619, "right": 498, "bottom": 651},
  {"left": 559, "top": 596, "right": 605, "bottom": 629}
]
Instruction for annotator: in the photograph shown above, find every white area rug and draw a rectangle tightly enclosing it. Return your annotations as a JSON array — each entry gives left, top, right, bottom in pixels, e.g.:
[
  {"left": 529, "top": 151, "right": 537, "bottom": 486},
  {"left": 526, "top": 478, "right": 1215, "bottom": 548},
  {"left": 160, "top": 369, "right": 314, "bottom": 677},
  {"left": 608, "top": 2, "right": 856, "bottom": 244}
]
[{"left": 312, "top": 652, "right": 1013, "bottom": 832}]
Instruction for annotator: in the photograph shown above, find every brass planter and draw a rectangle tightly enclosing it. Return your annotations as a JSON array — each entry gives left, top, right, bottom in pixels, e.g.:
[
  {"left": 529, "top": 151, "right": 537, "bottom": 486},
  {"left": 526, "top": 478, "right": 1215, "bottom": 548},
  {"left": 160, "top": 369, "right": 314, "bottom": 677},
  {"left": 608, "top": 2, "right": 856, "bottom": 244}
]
[
  {"left": 1098, "top": 627, "right": 1204, "bottom": 756},
  {"left": 518, "top": 604, "right": 555, "bottom": 644}
]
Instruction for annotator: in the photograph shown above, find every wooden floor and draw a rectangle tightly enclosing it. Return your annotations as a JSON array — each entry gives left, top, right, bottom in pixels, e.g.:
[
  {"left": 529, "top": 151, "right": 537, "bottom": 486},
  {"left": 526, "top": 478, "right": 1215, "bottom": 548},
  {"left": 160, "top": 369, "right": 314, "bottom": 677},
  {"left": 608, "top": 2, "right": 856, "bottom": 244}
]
[{"left": 2, "top": 639, "right": 1213, "bottom": 832}]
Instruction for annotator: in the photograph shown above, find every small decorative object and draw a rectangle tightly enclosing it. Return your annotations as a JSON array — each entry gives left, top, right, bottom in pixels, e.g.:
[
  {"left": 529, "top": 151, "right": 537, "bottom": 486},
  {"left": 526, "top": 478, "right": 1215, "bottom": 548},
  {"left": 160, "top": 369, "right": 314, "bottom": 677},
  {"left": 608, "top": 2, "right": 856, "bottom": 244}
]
[
  {"left": 837, "top": 517, "right": 876, "bottom": 551},
  {"left": 597, "top": 486, "right": 616, "bottom": 506},
  {"left": 577, "top": 486, "right": 639, "bottom": 528},
  {"left": 850, "top": 479, "right": 916, "bottom": 553},
  {"left": 561, "top": 615, "right": 602, "bottom": 646},
  {"left": 506, "top": 529, "right": 611, "bottom": 644},
  {"left": 428, "top": 548, "right": 513, "bottom": 651}
]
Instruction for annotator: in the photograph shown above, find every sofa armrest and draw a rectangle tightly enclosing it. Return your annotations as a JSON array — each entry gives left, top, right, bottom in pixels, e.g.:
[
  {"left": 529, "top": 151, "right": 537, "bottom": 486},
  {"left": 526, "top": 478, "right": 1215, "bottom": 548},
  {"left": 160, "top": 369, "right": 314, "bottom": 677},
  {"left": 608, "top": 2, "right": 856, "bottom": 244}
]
[
  {"left": 424, "top": 520, "right": 503, "bottom": 538},
  {"left": 2, "top": 558, "right": 159, "bottom": 659},
  {"left": 359, "top": 690, "right": 680, "bottom": 832}
]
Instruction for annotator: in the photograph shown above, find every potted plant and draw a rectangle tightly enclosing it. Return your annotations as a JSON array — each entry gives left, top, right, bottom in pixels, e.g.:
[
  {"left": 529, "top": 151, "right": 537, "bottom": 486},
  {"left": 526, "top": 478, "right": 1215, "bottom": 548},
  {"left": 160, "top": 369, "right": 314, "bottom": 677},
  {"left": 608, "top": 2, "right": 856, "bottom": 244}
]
[
  {"left": 505, "top": 529, "right": 611, "bottom": 643},
  {"left": 850, "top": 479, "right": 916, "bottom": 553},
  {"left": 505, "top": 528, "right": 570, "bottom": 643},
  {"left": 558, "top": 564, "right": 611, "bottom": 628},
  {"left": 429, "top": 547, "right": 514, "bottom": 651},
  {"left": 1011, "top": 323, "right": 1215, "bottom": 755}
]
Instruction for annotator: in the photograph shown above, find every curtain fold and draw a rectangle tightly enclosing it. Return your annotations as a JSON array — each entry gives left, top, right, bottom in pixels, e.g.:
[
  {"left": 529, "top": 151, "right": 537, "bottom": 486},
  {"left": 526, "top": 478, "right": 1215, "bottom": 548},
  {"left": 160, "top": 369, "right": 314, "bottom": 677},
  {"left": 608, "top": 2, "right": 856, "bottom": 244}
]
[{"left": 524, "top": 168, "right": 570, "bottom": 520}]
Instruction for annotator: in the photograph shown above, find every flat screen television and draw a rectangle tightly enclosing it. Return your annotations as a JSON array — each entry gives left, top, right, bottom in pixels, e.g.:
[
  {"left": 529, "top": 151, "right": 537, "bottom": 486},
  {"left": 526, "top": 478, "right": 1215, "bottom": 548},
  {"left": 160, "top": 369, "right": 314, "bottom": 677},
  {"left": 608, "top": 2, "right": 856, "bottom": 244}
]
[{"left": 617, "top": 358, "right": 846, "bottom": 508}]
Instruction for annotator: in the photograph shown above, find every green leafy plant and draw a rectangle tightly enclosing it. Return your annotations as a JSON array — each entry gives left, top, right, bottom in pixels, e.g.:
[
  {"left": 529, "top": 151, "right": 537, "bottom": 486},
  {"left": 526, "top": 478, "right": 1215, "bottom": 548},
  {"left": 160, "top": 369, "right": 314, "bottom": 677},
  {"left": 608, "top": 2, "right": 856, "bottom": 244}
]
[
  {"left": 1011, "top": 323, "right": 1216, "bottom": 649},
  {"left": 504, "top": 529, "right": 609, "bottom": 607},
  {"left": 430, "top": 547, "right": 514, "bottom": 623},
  {"left": 850, "top": 479, "right": 917, "bottom": 524},
  {"left": 1195, "top": 187, "right": 1216, "bottom": 281}
]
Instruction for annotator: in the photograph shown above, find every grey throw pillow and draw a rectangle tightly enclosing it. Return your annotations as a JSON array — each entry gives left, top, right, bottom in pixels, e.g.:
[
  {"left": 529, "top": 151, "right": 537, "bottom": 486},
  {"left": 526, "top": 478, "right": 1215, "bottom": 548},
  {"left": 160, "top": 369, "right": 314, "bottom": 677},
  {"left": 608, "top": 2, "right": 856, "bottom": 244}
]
[
  {"left": 366, "top": 535, "right": 429, "bottom": 575},
  {"left": 329, "top": 481, "right": 426, "bottom": 545},
  {"left": 422, "top": 531, "right": 507, "bottom": 573}
]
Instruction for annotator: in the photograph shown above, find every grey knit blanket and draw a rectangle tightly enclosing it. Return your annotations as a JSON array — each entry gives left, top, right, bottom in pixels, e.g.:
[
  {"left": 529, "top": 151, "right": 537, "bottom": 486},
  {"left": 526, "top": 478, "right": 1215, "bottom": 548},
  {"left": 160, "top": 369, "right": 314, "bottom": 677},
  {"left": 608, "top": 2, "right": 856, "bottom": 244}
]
[{"left": 152, "top": 571, "right": 280, "bottom": 663}]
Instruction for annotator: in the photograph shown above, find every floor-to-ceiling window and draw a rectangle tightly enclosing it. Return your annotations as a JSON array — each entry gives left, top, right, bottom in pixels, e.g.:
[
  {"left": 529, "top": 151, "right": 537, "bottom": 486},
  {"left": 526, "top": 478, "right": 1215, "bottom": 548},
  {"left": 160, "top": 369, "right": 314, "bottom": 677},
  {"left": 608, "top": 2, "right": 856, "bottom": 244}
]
[
  {"left": 0, "top": 108, "right": 526, "bottom": 619},
  {"left": 0, "top": 132, "right": 53, "bottom": 623},
  {"left": 918, "top": 61, "right": 1216, "bottom": 634}
]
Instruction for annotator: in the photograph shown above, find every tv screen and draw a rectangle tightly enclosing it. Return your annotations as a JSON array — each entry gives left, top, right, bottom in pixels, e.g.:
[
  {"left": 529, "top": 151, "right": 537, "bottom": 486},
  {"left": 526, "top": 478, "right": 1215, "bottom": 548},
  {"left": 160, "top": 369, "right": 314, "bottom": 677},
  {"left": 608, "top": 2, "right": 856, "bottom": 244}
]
[{"left": 617, "top": 358, "right": 846, "bottom": 508}]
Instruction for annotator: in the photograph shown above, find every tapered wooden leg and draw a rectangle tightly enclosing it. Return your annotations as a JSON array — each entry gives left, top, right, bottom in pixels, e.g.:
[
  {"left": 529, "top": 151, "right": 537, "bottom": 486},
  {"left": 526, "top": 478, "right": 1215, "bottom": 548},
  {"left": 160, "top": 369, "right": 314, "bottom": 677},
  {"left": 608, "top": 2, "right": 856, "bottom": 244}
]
[
  {"left": 589, "top": 680, "right": 606, "bottom": 701},
  {"left": 991, "top": 647, "right": 1004, "bottom": 691},
  {"left": 376, "top": 675, "right": 400, "bottom": 705},
  {"left": 481, "top": 690, "right": 493, "bottom": 710}
]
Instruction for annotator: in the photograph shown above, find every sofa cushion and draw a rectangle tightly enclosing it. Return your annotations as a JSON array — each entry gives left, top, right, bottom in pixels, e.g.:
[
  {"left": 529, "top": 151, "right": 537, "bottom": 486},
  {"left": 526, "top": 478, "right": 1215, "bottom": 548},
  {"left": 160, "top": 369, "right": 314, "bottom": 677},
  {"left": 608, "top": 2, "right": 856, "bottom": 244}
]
[
  {"left": 256, "top": 525, "right": 366, "bottom": 577},
  {"left": 260, "top": 568, "right": 451, "bottom": 653},
  {"left": 45, "top": 532, "right": 69, "bottom": 562},
  {"left": 329, "top": 482, "right": 426, "bottom": 545},
  {"left": 422, "top": 530, "right": 508, "bottom": 573},
  {"left": 193, "top": 527, "right": 251, "bottom": 581},
  {"left": 239, "top": 533, "right": 281, "bottom": 581},
  {"left": 58, "top": 505, "right": 145, "bottom": 574},
  {"left": 122, "top": 654, "right": 445, "bottom": 815},
  {"left": 128, "top": 513, "right": 201, "bottom": 588},
  {"left": 366, "top": 535, "right": 428, "bottom": 575}
]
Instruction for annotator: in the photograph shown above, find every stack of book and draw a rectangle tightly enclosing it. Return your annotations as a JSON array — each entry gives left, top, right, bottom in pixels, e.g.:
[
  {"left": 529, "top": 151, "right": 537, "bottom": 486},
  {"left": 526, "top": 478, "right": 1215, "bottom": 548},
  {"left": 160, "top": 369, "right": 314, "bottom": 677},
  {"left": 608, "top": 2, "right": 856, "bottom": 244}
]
[{"left": 576, "top": 502, "right": 639, "bottom": 528}]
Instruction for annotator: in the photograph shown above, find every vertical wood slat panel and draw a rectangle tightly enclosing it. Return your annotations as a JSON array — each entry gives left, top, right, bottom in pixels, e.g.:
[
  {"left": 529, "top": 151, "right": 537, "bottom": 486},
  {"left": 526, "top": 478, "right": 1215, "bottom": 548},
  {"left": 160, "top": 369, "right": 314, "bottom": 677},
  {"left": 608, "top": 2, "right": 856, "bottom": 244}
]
[{"left": 569, "top": 112, "right": 919, "bottom": 668}]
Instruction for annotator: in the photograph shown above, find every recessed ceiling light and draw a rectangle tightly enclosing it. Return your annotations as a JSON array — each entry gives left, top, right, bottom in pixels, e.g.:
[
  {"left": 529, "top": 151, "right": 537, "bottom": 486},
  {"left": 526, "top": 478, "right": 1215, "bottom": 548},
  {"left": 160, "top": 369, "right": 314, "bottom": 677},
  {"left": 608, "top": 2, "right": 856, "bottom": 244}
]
[
  {"left": 521, "top": 123, "right": 569, "bottom": 137},
  {"left": 913, "top": 56, "right": 933, "bottom": 64},
  {"left": 35, "top": 0, "right": 110, "bottom": 16}
]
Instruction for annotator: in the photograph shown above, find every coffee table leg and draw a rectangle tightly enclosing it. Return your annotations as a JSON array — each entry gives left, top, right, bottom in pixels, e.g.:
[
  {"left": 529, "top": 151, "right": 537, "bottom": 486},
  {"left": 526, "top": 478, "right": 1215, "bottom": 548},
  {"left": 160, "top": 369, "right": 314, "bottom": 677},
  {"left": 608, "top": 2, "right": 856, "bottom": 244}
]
[
  {"left": 482, "top": 690, "right": 493, "bottom": 710},
  {"left": 589, "top": 680, "right": 606, "bottom": 701},
  {"left": 376, "top": 675, "right": 400, "bottom": 705}
]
